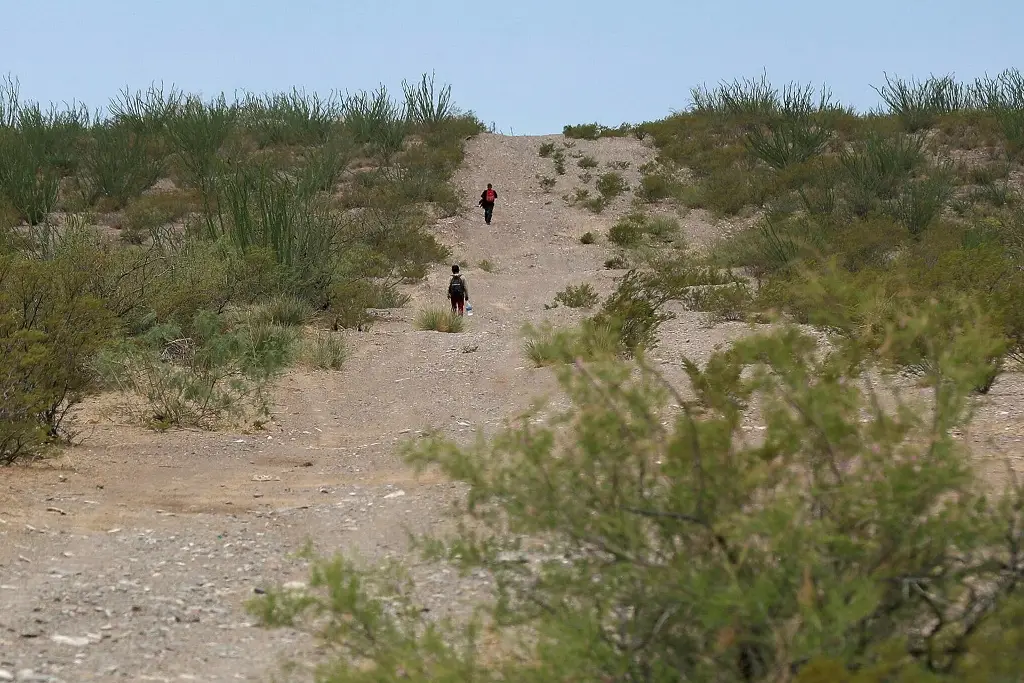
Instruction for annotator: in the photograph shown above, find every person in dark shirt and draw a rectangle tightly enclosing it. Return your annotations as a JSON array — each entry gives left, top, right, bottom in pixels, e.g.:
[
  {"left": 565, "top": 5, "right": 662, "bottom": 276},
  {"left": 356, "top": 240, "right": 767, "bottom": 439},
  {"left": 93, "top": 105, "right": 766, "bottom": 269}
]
[
  {"left": 447, "top": 264, "right": 469, "bottom": 315},
  {"left": 478, "top": 183, "right": 497, "bottom": 225}
]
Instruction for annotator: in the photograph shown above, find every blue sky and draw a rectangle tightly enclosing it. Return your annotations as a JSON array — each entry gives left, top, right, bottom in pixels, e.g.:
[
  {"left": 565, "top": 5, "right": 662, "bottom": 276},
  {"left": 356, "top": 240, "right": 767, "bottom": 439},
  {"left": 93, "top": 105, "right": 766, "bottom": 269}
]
[{"left": 4, "top": 0, "right": 1020, "bottom": 135}]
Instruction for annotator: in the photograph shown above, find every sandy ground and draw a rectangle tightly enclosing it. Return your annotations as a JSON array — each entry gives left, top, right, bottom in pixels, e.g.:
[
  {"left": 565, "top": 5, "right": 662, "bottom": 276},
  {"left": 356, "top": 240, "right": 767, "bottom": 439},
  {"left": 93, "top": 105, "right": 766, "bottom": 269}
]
[{"left": 1, "top": 133, "right": 1023, "bottom": 682}]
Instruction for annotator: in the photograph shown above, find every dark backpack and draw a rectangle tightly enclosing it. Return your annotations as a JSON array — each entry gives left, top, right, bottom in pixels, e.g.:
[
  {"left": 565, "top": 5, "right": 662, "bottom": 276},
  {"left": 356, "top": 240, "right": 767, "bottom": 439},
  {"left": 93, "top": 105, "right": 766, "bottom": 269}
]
[{"left": 448, "top": 275, "right": 465, "bottom": 298}]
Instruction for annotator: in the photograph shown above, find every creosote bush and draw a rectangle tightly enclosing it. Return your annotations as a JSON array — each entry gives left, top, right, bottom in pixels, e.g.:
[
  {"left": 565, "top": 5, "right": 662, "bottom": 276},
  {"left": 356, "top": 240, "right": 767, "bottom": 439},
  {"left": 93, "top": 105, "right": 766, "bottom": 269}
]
[
  {"left": 552, "top": 282, "right": 599, "bottom": 309},
  {"left": 252, "top": 293, "right": 1024, "bottom": 682}
]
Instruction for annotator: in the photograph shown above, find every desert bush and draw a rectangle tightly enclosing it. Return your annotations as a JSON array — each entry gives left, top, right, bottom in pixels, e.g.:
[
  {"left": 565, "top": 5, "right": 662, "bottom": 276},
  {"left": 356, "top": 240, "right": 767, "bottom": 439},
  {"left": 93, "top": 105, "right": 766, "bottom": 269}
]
[
  {"left": 341, "top": 85, "right": 407, "bottom": 161},
  {"left": 478, "top": 259, "right": 496, "bottom": 272},
  {"left": 119, "top": 190, "right": 195, "bottom": 245},
  {"left": 595, "top": 171, "right": 627, "bottom": 200},
  {"left": 251, "top": 293, "right": 314, "bottom": 327},
  {"left": 681, "top": 281, "right": 754, "bottom": 323},
  {"left": 604, "top": 254, "right": 629, "bottom": 269},
  {"left": 237, "top": 87, "right": 340, "bottom": 147},
  {"left": 204, "top": 162, "right": 340, "bottom": 301},
  {"left": 885, "top": 172, "right": 953, "bottom": 238},
  {"left": 839, "top": 132, "right": 925, "bottom": 215},
  {"left": 553, "top": 282, "right": 599, "bottom": 309},
  {"left": 537, "top": 174, "right": 556, "bottom": 192},
  {"left": 302, "top": 329, "right": 347, "bottom": 370},
  {"left": 81, "top": 121, "right": 164, "bottom": 208},
  {"left": 608, "top": 211, "right": 683, "bottom": 247},
  {"left": 253, "top": 291, "right": 1023, "bottom": 682},
  {"left": 0, "top": 253, "right": 115, "bottom": 462},
  {"left": 522, "top": 319, "right": 620, "bottom": 366},
  {"left": 591, "top": 268, "right": 672, "bottom": 356},
  {"left": 552, "top": 148, "right": 567, "bottom": 175},
  {"left": 745, "top": 115, "right": 832, "bottom": 169},
  {"left": 415, "top": 307, "right": 464, "bottom": 333},
  {"left": 97, "top": 309, "right": 296, "bottom": 429},
  {"left": 579, "top": 231, "right": 596, "bottom": 244},
  {"left": 538, "top": 141, "right": 555, "bottom": 157},
  {"left": 873, "top": 73, "right": 973, "bottom": 132},
  {"left": 164, "top": 94, "right": 238, "bottom": 195},
  {"left": 402, "top": 72, "right": 454, "bottom": 128},
  {"left": 577, "top": 155, "right": 598, "bottom": 169},
  {"left": 562, "top": 122, "right": 602, "bottom": 139},
  {"left": 637, "top": 171, "right": 680, "bottom": 202}
]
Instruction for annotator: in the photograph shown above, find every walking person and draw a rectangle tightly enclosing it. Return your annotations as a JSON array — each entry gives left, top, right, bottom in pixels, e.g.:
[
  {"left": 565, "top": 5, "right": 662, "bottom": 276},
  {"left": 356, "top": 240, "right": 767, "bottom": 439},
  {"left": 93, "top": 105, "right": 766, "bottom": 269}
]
[
  {"left": 447, "top": 264, "right": 469, "bottom": 316},
  {"left": 479, "top": 183, "right": 497, "bottom": 225}
]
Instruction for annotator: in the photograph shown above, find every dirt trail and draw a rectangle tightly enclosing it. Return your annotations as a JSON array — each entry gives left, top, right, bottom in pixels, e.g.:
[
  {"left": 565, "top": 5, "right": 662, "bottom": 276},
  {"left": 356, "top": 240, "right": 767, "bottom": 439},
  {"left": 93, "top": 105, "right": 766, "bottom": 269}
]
[{"left": 3, "top": 133, "right": 1024, "bottom": 682}]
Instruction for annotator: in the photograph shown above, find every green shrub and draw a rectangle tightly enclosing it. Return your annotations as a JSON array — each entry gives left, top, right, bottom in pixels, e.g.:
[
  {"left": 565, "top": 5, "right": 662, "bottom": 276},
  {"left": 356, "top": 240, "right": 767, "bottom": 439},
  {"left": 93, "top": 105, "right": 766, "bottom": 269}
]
[
  {"left": 839, "top": 132, "right": 925, "bottom": 215},
  {"left": 119, "top": 190, "right": 195, "bottom": 245},
  {"left": 577, "top": 155, "right": 598, "bottom": 169},
  {"left": 96, "top": 310, "right": 297, "bottom": 429},
  {"left": 579, "top": 231, "right": 596, "bottom": 244},
  {"left": 608, "top": 212, "right": 647, "bottom": 246},
  {"left": 604, "top": 254, "right": 628, "bottom": 269},
  {"left": 0, "top": 254, "right": 115, "bottom": 462},
  {"left": 478, "top": 259, "right": 496, "bottom": 272},
  {"left": 873, "top": 73, "right": 971, "bottom": 132},
  {"left": 552, "top": 148, "right": 566, "bottom": 175},
  {"left": 744, "top": 115, "right": 832, "bottom": 169},
  {"left": 251, "top": 293, "right": 314, "bottom": 327},
  {"left": 415, "top": 307, "right": 464, "bottom": 333},
  {"left": 538, "top": 141, "right": 556, "bottom": 157},
  {"left": 537, "top": 175, "right": 556, "bottom": 192},
  {"left": 302, "top": 329, "right": 347, "bottom": 370},
  {"left": 637, "top": 172, "right": 680, "bottom": 202},
  {"left": 562, "top": 123, "right": 601, "bottom": 140},
  {"left": 885, "top": 172, "right": 953, "bottom": 238},
  {"left": 81, "top": 122, "right": 164, "bottom": 208},
  {"left": 553, "top": 282, "right": 599, "bottom": 309},
  {"left": 595, "top": 171, "right": 627, "bottom": 200},
  {"left": 591, "top": 268, "right": 672, "bottom": 356},
  {"left": 522, "top": 320, "right": 620, "bottom": 366}
]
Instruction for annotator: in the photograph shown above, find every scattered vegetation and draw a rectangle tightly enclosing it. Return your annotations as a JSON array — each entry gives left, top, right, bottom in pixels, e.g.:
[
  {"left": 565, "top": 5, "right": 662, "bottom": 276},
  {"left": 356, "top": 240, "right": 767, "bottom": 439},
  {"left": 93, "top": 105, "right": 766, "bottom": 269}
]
[
  {"left": 415, "top": 307, "right": 465, "bottom": 333},
  {"left": 302, "top": 329, "right": 347, "bottom": 370},
  {"left": 579, "top": 230, "right": 596, "bottom": 244},
  {"left": 552, "top": 282, "right": 599, "bottom": 309},
  {"left": 477, "top": 258, "right": 496, "bottom": 273},
  {"left": 536, "top": 174, "right": 556, "bottom": 192},
  {"left": 577, "top": 154, "right": 598, "bottom": 169},
  {"left": 538, "top": 141, "right": 555, "bottom": 157}
]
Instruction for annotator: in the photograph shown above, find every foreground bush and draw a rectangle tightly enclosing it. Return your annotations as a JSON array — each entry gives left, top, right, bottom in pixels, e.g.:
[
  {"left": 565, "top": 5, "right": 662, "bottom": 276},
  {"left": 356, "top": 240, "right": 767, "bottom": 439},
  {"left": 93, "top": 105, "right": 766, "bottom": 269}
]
[
  {"left": 251, "top": 296, "right": 1024, "bottom": 682},
  {"left": 0, "top": 251, "right": 115, "bottom": 463}
]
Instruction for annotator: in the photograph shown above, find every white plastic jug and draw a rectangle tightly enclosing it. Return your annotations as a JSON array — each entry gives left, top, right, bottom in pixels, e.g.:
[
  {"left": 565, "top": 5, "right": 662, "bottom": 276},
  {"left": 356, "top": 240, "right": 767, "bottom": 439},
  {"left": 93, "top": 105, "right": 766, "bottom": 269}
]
[{"left": 466, "top": 302, "right": 473, "bottom": 316}]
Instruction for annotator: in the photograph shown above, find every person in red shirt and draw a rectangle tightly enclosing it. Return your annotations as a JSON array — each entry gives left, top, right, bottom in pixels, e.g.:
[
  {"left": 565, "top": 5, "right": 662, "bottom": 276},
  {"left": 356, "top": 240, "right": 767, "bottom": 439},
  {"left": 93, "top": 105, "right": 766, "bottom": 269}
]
[{"left": 478, "top": 183, "right": 498, "bottom": 225}]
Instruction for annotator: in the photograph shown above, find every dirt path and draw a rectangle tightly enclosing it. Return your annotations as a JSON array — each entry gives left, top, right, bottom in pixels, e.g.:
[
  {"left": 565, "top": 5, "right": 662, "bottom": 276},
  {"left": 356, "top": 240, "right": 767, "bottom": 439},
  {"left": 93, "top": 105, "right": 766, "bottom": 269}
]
[{"left": 3, "top": 133, "right": 1024, "bottom": 682}]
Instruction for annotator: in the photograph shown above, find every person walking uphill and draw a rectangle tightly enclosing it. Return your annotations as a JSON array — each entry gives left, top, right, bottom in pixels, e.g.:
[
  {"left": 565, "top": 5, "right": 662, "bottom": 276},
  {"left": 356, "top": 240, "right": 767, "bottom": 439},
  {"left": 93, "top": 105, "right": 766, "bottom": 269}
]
[
  {"left": 447, "top": 264, "right": 469, "bottom": 316},
  {"left": 479, "top": 183, "right": 497, "bottom": 225}
]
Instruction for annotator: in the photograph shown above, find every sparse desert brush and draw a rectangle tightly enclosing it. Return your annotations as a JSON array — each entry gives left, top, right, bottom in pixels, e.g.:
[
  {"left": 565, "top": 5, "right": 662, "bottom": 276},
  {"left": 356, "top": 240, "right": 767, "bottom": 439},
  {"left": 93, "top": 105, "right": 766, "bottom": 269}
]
[
  {"left": 119, "top": 189, "right": 196, "bottom": 244},
  {"left": 251, "top": 293, "right": 314, "bottom": 327},
  {"left": 302, "top": 329, "right": 347, "bottom": 370},
  {"left": 521, "top": 320, "right": 619, "bottom": 366},
  {"left": 604, "top": 254, "right": 628, "bottom": 269},
  {"left": 537, "top": 174, "right": 556, "bottom": 192},
  {"left": 415, "top": 307, "right": 464, "bottom": 333},
  {"left": 538, "top": 141, "right": 556, "bottom": 157},
  {"left": 562, "top": 123, "right": 602, "bottom": 140},
  {"left": 608, "top": 211, "right": 679, "bottom": 246},
  {"left": 552, "top": 149, "right": 567, "bottom": 175},
  {"left": 595, "top": 171, "right": 627, "bottom": 200},
  {"left": 553, "top": 282, "right": 599, "bottom": 309},
  {"left": 577, "top": 155, "right": 598, "bottom": 169},
  {"left": 94, "top": 309, "right": 298, "bottom": 430},
  {"left": 478, "top": 259, "right": 496, "bottom": 272},
  {"left": 579, "top": 231, "right": 596, "bottom": 244}
]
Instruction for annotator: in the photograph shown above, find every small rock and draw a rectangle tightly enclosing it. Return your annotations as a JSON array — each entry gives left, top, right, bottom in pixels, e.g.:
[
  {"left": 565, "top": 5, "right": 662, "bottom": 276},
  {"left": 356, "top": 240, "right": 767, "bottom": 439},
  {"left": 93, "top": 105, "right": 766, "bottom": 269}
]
[
  {"left": 0, "top": 669, "right": 11, "bottom": 681},
  {"left": 51, "top": 633, "right": 91, "bottom": 646},
  {"left": 383, "top": 490, "right": 406, "bottom": 499}
]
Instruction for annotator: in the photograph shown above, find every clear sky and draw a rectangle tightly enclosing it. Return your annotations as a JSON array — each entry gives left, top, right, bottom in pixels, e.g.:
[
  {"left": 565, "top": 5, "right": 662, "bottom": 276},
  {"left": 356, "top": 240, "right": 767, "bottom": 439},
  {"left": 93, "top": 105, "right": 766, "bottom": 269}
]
[{"left": 4, "top": 0, "right": 1020, "bottom": 135}]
